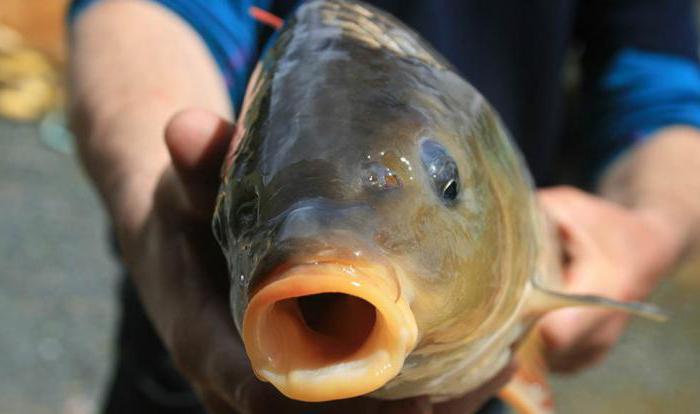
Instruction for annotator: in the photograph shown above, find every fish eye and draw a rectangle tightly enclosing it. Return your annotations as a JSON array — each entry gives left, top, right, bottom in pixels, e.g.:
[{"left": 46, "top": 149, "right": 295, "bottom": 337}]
[{"left": 419, "top": 139, "right": 460, "bottom": 205}]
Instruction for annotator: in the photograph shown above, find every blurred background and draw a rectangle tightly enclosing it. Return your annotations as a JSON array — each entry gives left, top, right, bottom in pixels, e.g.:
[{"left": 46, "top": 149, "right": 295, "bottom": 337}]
[{"left": 0, "top": 1, "right": 698, "bottom": 413}]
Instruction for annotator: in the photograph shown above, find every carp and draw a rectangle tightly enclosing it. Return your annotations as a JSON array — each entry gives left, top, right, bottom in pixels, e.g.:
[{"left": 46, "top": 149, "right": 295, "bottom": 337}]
[{"left": 212, "top": 0, "right": 664, "bottom": 408}]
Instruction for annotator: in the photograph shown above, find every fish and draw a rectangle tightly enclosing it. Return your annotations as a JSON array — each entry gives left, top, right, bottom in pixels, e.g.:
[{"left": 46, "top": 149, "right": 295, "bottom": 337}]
[{"left": 212, "top": 0, "right": 665, "bottom": 409}]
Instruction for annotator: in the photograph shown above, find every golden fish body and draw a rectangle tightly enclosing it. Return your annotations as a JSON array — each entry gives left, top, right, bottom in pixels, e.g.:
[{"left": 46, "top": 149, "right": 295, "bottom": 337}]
[{"left": 213, "top": 0, "right": 662, "bottom": 404}]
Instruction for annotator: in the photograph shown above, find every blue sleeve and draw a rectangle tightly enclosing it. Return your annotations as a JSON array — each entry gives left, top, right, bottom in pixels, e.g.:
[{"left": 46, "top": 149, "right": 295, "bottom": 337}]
[
  {"left": 586, "top": 49, "right": 700, "bottom": 169},
  {"left": 576, "top": 0, "right": 700, "bottom": 176},
  {"left": 68, "top": 0, "right": 273, "bottom": 109}
]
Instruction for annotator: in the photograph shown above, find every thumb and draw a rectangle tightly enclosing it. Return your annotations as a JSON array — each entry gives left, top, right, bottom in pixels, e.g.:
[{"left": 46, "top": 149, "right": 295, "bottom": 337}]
[
  {"left": 537, "top": 199, "right": 627, "bottom": 372},
  {"left": 165, "top": 108, "right": 235, "bottom": 216}
]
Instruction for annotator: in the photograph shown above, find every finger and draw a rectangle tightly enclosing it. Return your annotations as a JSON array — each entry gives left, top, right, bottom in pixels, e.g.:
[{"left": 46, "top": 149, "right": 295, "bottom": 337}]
[
  {"left": 165, "top": 108, "right": 235, "bottom": 216},
  {"left": 165, "top": 108, "right": 234, "bottom": 178},
  {"left": 537, "top": 190, "right": 591, "bottom": 281},
  {"left": 534, "top": 230, "right": 626, "bottom": 372},
  {"left": 537, "top": 187, "right": 624, "bottom": 371},
  {"left": 538, "top": 186, "right": 599, "bottom": 267}
]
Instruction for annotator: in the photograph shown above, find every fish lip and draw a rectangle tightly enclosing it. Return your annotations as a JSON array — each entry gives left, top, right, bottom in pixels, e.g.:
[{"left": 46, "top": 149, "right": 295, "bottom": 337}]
[
  {"left": 241, "top": 254, "right": 418, "bottom": 402},
  {"left": 248, "top": 244, "right": 395, "bottom": 299}
]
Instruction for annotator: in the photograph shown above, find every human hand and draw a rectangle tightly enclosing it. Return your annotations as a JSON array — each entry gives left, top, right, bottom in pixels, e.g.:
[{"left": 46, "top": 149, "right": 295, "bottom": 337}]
[
  {"left": 536, "top": 186, "right": 685, "bottom": 373},
  {"left": 115, "top": 108, "right": 512, "bottom": 414}
]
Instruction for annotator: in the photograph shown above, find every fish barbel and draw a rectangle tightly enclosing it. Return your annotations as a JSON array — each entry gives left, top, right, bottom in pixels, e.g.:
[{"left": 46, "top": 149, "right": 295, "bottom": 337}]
[{"left": 212, "top": 0, "right": 664, "bottom": 406}]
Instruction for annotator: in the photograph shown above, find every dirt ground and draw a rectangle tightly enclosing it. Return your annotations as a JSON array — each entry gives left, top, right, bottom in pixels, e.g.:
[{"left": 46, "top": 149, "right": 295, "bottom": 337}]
[{"left": 0, "top": 119, "right": 118, "bottom": 414}]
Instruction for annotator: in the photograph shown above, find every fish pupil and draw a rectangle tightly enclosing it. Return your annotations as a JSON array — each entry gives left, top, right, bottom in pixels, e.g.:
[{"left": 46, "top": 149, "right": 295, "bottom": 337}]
[{"left": 442, "top": 179, "right": 458, "bottom": 202}]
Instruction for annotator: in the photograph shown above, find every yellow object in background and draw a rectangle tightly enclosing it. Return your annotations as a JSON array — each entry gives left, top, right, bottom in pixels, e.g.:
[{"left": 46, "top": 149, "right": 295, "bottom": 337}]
[
  {"left": 0, "top": 0, "right": 69, "bottom": 122},
  {"left": 0, "top": 0, "right": 69, "bottom": 65},
  {"left": 0, "top": 29, "right": 60, "bottom": 121}
]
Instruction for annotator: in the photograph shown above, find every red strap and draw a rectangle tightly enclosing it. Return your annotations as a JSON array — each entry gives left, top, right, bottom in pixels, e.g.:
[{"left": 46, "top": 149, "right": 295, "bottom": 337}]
[{"left": 249, "top": 6, "right": 284, "bottom": 30}]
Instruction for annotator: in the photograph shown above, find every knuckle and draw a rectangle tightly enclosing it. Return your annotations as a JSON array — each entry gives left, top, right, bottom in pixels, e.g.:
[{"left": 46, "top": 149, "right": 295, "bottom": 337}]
[{"left": 550, "top": 185, "right": 581, "bottom": 200}]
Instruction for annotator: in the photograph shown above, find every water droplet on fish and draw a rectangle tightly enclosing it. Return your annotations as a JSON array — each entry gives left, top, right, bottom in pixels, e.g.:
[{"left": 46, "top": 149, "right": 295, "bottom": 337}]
[{"left": 399, "top": 156, "right": 412, "bottom": 171}]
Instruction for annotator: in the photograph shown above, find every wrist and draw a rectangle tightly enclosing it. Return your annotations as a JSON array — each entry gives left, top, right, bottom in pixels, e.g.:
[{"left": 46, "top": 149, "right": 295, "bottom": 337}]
[
  {"left": 78, "top": 141, "right": 167, "bottom": 258},
  {"left": 73, "top": 108, "right": 175, "bottom": 254},
  {"left": 633, "top": 206, "right": 689, "bottom": 263},
  {"left": 599, "top": 126, "right": 700, "bottom": 252}
]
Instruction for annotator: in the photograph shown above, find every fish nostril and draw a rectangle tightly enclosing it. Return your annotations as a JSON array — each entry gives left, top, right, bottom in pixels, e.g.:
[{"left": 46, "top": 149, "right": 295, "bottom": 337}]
[
  {"left": 275, "top": 199, "right": 376, "bottom": 244},
  {"left": 362, "top": 161, "right": 402, "bottom": 192}
]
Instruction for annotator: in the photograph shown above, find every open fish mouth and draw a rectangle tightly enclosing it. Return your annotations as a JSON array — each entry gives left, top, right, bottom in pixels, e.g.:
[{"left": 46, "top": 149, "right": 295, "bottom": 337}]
[{"left": 242, "top": 258, "right": 418, "bottom": 402}]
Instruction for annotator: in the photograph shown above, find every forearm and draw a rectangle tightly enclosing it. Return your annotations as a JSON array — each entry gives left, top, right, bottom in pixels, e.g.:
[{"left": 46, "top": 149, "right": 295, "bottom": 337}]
[
  {"left": 599, "top": 126, "right": 700, "bottom": 249},
  {"left": 69, "top": 0, "right": 232, "bottom": 243}
]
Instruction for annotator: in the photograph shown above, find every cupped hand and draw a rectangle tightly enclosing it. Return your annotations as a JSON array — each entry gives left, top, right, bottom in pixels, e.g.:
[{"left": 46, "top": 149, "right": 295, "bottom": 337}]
[
  {"left": 116, "top": 108, "right": 512, "bottom": 414},
  {"left": 537, "top": 186, "right": 685, "bottom": 373}
]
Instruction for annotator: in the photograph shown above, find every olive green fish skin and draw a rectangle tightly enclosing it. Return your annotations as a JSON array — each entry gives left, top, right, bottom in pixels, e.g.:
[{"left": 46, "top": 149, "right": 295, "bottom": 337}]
[{"left": 213, "top": 0, "right": 540, "bottom": 399}]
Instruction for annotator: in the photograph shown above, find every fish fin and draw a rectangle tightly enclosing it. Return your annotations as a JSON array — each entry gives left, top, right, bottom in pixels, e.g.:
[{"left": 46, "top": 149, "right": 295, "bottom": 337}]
[
  {"left": 499, "top": 329, "right": 555, "bottom": 414},
  {"left": 527, "top": 279, "right": 668, "bottom": 322},
  {"left": 499, "top": 376, "right": 554, "bottom": 414}
]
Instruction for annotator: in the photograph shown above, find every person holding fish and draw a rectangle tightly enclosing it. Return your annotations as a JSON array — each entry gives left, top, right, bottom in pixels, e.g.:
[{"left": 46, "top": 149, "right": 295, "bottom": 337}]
[{"left": 68, "top": 0, "right": 700, "bottom": 413}]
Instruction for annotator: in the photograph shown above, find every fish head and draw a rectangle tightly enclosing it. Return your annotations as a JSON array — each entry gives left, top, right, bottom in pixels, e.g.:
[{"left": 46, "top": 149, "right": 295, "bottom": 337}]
[{"left": 212, "top": 0, "right": 539, "bottom": 402}]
